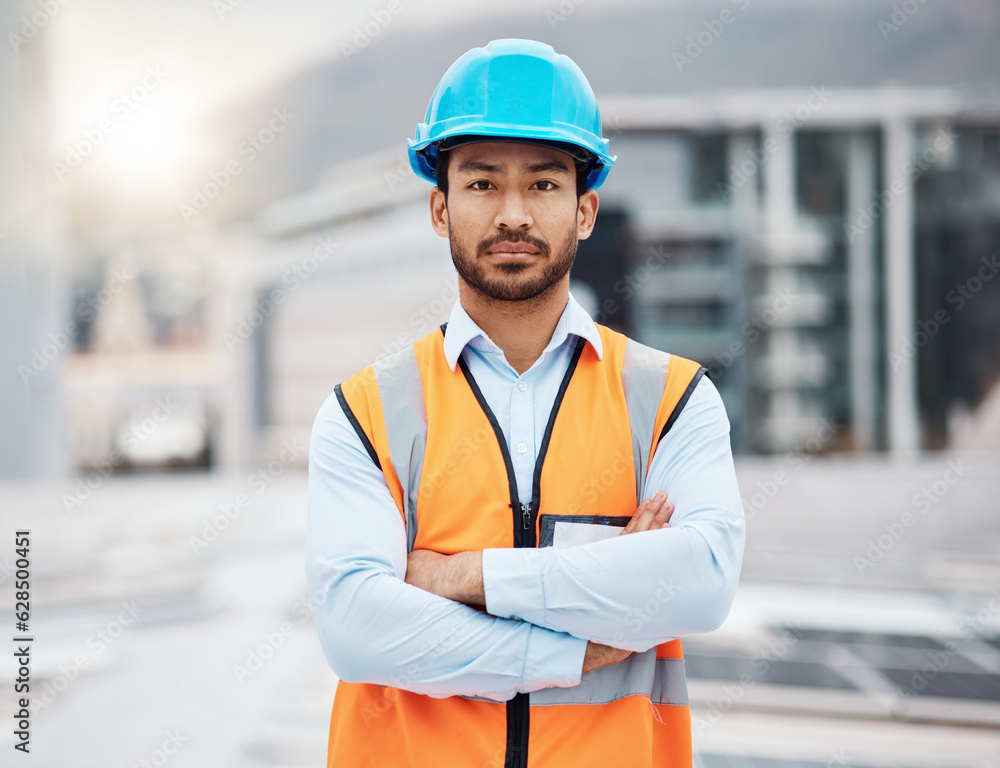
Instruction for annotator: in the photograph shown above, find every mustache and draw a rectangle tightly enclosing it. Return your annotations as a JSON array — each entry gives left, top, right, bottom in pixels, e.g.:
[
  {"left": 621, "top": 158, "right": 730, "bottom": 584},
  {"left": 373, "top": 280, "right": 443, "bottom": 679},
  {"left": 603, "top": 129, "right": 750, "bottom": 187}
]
[{"left": 477, "top": 231, "right": 549, "bottom": 257}]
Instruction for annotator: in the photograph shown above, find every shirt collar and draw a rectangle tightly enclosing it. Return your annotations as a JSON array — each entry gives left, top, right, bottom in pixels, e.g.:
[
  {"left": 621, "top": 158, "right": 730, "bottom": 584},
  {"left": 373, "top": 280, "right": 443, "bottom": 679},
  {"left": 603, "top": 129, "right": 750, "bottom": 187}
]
[{"left": 442, "top": 291, "right": 604, "bottom": 372}]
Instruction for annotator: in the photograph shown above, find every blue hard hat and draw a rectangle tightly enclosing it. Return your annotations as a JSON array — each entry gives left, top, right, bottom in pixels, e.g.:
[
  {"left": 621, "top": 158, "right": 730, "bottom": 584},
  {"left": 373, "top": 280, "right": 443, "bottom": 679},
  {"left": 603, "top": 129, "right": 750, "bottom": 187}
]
[{"left": 407, "top": 39, "right": 616, "bottom": 190}]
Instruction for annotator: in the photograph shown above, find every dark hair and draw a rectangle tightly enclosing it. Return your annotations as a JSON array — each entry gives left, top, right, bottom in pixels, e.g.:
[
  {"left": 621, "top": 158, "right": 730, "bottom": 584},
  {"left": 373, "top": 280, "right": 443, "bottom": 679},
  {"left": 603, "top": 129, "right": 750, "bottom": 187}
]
[{"left": 434, "top": 148, "right": 590, "bottom": 200}]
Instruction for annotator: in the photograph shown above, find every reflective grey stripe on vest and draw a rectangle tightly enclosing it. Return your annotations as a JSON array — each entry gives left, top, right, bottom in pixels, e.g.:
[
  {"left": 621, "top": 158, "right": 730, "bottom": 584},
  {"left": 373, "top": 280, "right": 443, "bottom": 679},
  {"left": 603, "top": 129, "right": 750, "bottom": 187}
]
[
  {"left": 621, "top": 340, "right": 671, "bottom": 503},
  {"left": 531, "top": 652, "right": 687, "bottom": 707},
  {"left": 461, "top": 653, "right": 687, "bottom": 707},
  {"left": 372, "top": 348, "right": 427, "bottom": 552}
]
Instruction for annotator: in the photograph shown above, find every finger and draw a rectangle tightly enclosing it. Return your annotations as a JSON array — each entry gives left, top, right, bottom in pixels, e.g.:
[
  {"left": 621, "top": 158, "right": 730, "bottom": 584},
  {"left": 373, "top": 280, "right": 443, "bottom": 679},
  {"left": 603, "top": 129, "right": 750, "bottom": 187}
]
[
  {"left": 632, "top": 493, "right": 667, "bottom": 533},
  {"left": 634, "top": 493, "right": 666, "bottom": 531},
  {"left": 653, "top": 501, "right": 674, "bottom": 527},
  {"left": 631, "top": 509, "right": 656, "bottom": 533},
  {"left": 622, "top": 492, "right": 668, "bottom": 535},
  {"left": 621, "top": 497, "right": 651, "bottom": 534},
  {"left": 627, "top": 502, "right": 653, "bottom": 533}
]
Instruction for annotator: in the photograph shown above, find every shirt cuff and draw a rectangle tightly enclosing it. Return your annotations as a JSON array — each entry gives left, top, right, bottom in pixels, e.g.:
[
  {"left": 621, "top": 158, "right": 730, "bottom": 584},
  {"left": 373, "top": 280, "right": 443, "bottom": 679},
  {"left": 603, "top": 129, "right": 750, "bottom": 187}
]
[
  {"left": 483, "top": 547, "right": 545, "bottom": 625},
  {"left": 522, "top": 624, "right": 586, "bottom": 690}
]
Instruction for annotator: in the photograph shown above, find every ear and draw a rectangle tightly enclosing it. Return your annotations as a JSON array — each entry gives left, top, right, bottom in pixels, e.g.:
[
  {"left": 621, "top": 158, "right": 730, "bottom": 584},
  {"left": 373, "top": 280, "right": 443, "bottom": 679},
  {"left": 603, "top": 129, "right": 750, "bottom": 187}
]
[
  {"left": 430, "top": 188, "right": 449, "bottom": 238},
  {"left": 576, "top": 189, "right": 599, "bottom": 240}
]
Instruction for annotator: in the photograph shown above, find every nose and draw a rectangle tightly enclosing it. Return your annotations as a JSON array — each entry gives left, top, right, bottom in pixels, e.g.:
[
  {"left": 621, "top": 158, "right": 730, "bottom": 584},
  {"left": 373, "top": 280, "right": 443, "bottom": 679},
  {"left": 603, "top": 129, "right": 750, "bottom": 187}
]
[{"left": 493, "top": 188, "right": 533, "bottom": 231}]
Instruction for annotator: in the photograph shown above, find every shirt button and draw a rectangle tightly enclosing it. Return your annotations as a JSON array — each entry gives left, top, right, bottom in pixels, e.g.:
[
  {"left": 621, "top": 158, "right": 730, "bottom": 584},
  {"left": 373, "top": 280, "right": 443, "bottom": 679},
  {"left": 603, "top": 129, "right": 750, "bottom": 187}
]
[
  {"left": 516, "top": 443, "right": 527, "bottom": 454},
  {"left": 517, "top": 381, "right": 527, "bottom": 392}
]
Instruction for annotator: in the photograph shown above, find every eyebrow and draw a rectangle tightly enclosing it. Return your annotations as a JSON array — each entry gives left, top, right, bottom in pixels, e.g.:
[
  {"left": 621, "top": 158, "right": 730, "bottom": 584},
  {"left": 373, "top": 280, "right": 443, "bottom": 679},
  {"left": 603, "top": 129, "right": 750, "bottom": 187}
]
[{"left": 454, "top": 158, "right": 572, "bottom": 176}]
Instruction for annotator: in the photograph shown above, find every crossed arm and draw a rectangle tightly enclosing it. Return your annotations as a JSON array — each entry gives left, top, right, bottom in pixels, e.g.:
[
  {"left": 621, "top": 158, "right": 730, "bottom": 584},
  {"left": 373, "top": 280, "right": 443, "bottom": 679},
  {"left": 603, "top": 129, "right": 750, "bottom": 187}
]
[
  {"left": 305, "top": 376, "right": 744, "bottom": 701},
  {"left": 404, "top": 493, "right": 677, "bottom": 673}
]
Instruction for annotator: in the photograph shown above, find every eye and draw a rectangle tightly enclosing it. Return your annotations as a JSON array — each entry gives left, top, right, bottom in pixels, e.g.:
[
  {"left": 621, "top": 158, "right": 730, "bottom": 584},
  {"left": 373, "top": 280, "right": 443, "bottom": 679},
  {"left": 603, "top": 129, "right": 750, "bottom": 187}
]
[
  {"left": 532, "top": 180, "right": 558, "bottom": 191},
  {"left": 469, "top": 180, "right": 494, "bottom": 191}
]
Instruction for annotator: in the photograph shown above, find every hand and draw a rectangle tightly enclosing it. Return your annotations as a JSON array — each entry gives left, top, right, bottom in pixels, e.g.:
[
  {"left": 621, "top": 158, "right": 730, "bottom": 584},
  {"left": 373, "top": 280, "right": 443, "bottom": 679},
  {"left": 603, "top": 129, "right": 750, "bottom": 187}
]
[
  {"left": 580, "top": 494, "right": 672, "bottom": 675},
  {"left": 620, "top": 491, "right": 674, "bottom": 535},
  {"left": 405, "top": 549, "right": 485, "bottom": 607},
  {"left": 582, "top": 641, "right": 632, "bottom": 674}
]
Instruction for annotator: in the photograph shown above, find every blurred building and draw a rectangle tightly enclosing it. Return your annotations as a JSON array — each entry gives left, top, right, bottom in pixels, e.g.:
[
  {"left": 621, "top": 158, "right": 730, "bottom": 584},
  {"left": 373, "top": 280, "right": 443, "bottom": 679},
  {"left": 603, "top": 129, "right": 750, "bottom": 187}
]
[
  {"left": 229, "top": 85, "right": 1000, "bottom": 459},
  {"left": 53, "top": 85, "right": 1000, "bottom": 473},
  {"left": 593, "top": 87, "right": 1000, "bottom": 455}
]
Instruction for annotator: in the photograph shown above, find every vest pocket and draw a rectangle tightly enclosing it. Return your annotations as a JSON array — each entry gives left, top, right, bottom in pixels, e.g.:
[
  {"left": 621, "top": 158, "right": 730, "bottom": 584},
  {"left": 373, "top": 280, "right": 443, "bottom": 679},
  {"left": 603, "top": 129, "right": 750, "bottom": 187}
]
[{"left": 537, "top": 514, "right": 632, "bottom": 548}]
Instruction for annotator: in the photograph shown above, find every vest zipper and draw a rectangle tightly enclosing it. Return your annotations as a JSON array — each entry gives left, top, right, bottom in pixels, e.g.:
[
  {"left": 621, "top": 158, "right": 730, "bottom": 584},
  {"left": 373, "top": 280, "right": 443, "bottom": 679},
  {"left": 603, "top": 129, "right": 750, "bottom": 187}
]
[{"left": 455, "top": 337, "right": 586, "bottom": 768}]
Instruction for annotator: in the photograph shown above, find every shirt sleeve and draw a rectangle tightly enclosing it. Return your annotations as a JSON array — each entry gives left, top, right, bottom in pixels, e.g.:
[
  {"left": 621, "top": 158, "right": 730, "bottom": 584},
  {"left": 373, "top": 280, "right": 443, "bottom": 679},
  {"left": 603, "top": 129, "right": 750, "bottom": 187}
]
[
  {"left": 481, "top": 375, "right": 745, "bottom": 653},
  {"left": 305, "top": 390, "right": 587, "bottom": 701}
]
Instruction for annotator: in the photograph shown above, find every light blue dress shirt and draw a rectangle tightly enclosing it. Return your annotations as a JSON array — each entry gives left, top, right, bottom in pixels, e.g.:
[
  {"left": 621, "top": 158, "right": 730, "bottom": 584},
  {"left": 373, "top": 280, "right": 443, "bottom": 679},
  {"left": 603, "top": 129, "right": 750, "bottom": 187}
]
[{"left": 305, "top": 292, "right": 745, "bottom": 702}]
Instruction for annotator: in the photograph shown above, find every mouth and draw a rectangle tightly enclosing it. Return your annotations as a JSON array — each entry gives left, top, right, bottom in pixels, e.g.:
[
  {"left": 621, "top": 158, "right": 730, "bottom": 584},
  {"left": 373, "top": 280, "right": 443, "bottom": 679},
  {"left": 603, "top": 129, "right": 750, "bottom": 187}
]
[{"left": 485, "top": 243, "right": 541, "bottom": 257}]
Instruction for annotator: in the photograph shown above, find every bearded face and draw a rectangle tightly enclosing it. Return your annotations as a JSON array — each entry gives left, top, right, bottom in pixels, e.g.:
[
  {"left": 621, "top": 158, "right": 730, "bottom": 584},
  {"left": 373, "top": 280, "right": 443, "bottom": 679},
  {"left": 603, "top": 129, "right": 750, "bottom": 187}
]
[{"left": 448, "top": 220, "right": 578, "bottom": 303}]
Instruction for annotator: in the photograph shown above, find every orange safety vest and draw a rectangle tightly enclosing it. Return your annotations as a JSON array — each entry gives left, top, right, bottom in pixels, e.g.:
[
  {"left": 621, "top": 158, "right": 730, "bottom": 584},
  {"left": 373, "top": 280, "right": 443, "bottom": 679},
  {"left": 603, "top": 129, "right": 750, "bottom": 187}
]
[{"left": 332, "top": 322, "right": 705, "bottom": 768}]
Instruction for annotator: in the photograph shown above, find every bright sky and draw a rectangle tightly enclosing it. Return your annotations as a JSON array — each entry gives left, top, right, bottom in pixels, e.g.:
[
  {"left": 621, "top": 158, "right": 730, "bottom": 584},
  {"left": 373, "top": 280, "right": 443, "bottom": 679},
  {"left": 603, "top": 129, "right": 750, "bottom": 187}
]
[
  {"left": 33, "top": 0, "right": 645, "bottom": 198},
  {"left": 46, "top": 0, "right": 657, "bottom": 140}
]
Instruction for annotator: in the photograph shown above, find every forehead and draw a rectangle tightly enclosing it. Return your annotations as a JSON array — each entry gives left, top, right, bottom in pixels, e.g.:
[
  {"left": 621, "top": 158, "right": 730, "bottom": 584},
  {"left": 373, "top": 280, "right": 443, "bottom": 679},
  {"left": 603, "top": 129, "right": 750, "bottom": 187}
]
[{"left": 448, "top": 141, "right": 575, "bottom": 174}]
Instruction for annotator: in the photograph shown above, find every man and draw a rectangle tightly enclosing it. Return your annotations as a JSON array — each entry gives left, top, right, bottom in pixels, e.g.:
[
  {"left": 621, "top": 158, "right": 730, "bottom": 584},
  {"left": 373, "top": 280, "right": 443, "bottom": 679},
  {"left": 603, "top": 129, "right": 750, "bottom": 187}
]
[{"left": 306, "top": 39, "right": 744, "bottom": 767}]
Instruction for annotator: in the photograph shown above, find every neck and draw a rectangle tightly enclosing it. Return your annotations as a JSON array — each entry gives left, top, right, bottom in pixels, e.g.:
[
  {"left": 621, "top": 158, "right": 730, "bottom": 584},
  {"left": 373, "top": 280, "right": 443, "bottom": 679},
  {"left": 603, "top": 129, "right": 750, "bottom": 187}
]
[{"left": 459, "top": 279, "right": 569, "bottom": 375}]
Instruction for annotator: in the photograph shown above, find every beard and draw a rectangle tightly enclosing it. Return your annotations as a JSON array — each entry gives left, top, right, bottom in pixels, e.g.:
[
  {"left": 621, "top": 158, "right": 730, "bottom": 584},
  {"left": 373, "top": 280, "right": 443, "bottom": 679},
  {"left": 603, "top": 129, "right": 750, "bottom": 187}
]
[{"left": 449, "top": 224, "right": 577, "bottom": 303}]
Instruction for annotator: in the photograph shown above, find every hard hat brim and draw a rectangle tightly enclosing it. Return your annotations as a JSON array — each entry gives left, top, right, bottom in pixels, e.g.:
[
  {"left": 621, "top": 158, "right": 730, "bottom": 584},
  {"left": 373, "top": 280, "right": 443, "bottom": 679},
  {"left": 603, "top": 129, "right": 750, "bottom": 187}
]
[{"left": 408, "top": 131, "right": 616, "bottom": 190}]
